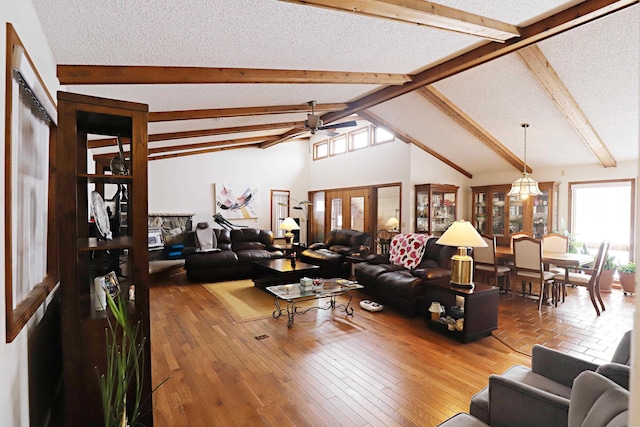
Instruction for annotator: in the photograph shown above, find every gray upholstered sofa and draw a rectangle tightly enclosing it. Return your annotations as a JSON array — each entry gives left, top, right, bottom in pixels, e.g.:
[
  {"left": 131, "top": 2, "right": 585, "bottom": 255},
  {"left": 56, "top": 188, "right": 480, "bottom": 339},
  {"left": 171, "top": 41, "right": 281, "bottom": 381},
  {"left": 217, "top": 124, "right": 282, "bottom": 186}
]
[{"left": 470, "top": 330, "right": 631, "bottom": 426}]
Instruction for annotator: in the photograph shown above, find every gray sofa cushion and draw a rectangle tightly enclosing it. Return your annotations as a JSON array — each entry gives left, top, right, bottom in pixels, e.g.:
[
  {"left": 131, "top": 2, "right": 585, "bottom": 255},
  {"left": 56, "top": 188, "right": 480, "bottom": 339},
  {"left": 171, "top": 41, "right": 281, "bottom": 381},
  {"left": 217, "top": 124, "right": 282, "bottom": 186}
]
[{"left": 568, "top": 371, "right": 629, "bottom": 427}]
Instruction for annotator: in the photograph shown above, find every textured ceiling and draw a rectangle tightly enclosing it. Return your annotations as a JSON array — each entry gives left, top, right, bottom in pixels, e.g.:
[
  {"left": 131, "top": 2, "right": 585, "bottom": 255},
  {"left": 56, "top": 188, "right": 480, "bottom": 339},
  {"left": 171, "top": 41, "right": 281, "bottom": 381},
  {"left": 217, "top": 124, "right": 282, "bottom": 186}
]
[{"left": 31, "top": 0, "right": 639, "bottom": 174}]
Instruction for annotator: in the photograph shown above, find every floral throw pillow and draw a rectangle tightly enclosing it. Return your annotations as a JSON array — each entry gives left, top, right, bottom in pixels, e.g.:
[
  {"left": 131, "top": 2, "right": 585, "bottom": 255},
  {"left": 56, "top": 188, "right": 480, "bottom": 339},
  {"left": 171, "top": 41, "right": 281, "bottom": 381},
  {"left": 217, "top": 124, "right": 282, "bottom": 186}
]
[{"left": 389, "top": 233, "right": 429, "bottom": 270}]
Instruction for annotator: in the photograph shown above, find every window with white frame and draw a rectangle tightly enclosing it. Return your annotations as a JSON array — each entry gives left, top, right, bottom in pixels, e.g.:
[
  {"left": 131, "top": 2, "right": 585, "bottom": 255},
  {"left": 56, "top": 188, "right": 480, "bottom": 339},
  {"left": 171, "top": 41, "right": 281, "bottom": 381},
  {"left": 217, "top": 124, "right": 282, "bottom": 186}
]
[
  {"left": 569, "top": 179, "right": 635, "bottom": 265},
  {"left": 373, "top": 126, "right": 394, "bottom": 144},
  {"left": 313, "top": 141, "right": 328, "bottom": 160}
]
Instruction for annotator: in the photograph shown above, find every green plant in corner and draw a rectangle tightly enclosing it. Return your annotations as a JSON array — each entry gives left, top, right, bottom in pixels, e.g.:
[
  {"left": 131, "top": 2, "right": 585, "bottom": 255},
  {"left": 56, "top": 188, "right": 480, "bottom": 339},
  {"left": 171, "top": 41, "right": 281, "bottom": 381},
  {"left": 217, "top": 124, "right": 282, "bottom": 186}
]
[
  {"left": 97, "top": 291, "right": 145, "bottom": 427},
  {"left": 617, "top": 262, "right": 636, "bottom": 274},
  {"left": 603, "top": 255, "right": 617, "bottom": 271},
  {"left": 97, "top": 290, "right": 168, "bottom": 427}
]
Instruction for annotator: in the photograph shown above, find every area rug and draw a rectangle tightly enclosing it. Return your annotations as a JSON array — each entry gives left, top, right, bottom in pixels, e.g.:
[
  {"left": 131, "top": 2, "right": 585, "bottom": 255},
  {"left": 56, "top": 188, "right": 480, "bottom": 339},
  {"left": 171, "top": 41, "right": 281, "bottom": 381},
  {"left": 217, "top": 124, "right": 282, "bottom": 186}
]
[{"left": 203, "top": 280, "right": 317, "bottom": 323}]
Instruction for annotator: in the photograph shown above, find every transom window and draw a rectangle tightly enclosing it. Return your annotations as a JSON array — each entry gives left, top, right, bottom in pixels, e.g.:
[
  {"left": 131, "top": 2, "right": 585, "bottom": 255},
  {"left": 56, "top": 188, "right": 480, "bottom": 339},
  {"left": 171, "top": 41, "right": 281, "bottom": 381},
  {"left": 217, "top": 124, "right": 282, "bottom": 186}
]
[{"left": 312, "top": 124, "right": 394, "bottom": 160}]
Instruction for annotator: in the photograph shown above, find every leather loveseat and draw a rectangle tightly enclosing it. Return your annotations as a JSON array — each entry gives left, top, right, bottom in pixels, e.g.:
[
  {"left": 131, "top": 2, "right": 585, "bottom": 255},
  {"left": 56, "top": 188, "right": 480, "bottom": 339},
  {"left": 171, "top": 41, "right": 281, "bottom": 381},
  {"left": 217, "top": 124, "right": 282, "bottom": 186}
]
[
  {"left": 354, "top": 236, "right": 456, "bottom": 316},
  {"left": 300, "top": 229, "right": 372, "bottom": 278},
  {"left": 183, "top": 226, "right": 284, "bottom": 282}
]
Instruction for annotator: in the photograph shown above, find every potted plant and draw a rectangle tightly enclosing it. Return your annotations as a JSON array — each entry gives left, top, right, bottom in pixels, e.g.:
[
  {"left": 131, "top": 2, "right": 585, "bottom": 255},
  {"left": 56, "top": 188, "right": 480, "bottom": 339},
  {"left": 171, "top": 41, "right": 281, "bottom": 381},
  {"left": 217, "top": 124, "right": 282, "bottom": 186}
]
[
  {"left": 599, "top": 255, "right": 616, "bottom": 293},
  {"left": 617, "top": 262, "right": 636, "bottom": 295}
]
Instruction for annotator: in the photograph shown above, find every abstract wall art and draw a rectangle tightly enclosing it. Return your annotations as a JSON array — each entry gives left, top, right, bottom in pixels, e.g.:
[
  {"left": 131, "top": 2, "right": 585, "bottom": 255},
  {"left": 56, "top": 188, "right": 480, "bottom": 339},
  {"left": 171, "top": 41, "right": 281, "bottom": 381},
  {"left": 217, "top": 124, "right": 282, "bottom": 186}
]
[{"left": 215, "top": 183, "right": 259, "bottom": 219}]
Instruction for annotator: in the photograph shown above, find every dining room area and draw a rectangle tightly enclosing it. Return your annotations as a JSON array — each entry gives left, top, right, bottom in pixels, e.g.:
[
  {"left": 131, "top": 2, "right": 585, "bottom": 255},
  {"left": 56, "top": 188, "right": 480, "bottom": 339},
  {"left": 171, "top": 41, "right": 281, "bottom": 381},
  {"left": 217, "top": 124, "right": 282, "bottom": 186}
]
[{"left": 473, "top": 231, "right": 627, "bottom": 317}]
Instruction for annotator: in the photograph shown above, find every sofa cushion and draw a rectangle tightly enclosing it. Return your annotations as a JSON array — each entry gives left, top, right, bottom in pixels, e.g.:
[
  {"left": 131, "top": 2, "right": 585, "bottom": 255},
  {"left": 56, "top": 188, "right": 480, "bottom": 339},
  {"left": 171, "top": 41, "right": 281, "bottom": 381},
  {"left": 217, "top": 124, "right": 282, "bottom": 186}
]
[
  {"left": 185, "top": 250, "right": 238, "bottom": 269},
  {"left": 236, "top": 249, "right": 278, "bottom": 263},
  {"left": 234, "top": 241, "right": 266, "bottom": 252},
  {"left": 389, "top": 234, "right": 429, "bottom": 270}
]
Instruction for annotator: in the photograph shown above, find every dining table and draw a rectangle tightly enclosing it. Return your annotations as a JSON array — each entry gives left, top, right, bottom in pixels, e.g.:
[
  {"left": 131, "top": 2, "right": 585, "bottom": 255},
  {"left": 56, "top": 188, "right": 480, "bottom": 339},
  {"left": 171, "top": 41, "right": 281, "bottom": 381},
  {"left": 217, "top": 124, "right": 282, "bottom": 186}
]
[{"left": 495, "top": 246, "right": 594, "bottom": 304}]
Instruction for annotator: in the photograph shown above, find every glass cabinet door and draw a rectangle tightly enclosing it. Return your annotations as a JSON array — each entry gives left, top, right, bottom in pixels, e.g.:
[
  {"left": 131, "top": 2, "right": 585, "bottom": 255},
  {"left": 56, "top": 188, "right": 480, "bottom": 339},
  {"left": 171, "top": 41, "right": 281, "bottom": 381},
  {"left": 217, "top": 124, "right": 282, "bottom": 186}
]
[
  {"left": 491, "top": 191, "right": 506, "bottom": 236},
  {"left": 509, "top": 196, "right": 524, "bottom": 234},
  {"left": 531, "top": 189, "right": 550, "bottom": 238},
  {"left": 416, "top": 189, "right": 429, "bottom": 233},
  {"left": 474, "top": 191, "right": 487, "bottom": 233},
  {"left": 432, "top": 191, "right": 456, "bottom": 236}
]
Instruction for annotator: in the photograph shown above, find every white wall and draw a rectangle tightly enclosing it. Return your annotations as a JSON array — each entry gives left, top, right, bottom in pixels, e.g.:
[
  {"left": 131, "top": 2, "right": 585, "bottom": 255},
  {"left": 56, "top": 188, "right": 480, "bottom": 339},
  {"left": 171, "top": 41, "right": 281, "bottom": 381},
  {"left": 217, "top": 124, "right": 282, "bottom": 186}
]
[
  {"left": 1, "top": 1, "right": 61, "bottom": 425},
  {"left": 148, "top": 140, "right": 310, "bottom": 232}
]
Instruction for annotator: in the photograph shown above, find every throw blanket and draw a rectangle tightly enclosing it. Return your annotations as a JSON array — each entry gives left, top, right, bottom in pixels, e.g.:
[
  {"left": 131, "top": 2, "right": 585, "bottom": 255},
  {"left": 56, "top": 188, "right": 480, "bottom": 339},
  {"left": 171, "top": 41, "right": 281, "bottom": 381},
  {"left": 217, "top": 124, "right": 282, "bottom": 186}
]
[{"left": 389, "top": 233, "right": 429, "bottom": 270}]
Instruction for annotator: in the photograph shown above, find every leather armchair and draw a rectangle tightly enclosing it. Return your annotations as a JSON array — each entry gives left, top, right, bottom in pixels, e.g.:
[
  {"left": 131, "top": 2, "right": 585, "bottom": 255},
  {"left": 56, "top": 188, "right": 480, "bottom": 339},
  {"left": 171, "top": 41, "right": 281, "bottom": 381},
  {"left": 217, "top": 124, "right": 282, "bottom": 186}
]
[{"left": 470, "top": 330, "right": 632, "bottom": 425}]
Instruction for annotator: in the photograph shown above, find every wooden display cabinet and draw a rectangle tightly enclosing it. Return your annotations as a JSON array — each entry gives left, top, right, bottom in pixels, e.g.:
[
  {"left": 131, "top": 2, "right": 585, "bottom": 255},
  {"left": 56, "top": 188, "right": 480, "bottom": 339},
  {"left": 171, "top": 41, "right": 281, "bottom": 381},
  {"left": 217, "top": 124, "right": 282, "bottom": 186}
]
[
  {"left": 415, "top": 184, "right": 459, "bottom": 236},
  {"left": 471, "top": 182, "right": 559, "bottom": 246},
  {"left": 57, "top": 92, "right": 152, "bottom": 426}
]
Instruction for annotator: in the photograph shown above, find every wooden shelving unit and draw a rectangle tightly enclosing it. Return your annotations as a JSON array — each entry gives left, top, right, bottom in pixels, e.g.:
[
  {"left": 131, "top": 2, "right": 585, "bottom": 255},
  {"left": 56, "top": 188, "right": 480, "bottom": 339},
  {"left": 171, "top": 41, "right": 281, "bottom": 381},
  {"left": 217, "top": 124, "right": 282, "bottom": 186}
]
[
  {"left": 57, "top": 92, "right": 152, "bottom": 426},
  {"left": 471, "top": 182, "right": 559, "bottom": 246}
]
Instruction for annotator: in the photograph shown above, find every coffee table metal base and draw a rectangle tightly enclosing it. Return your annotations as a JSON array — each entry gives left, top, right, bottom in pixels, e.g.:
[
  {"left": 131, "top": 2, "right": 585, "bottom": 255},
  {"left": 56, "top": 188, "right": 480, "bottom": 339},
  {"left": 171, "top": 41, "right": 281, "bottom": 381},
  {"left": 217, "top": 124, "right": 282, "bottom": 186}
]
[{"left": 272, "top": 293, "right": 355, "bottom": 328}]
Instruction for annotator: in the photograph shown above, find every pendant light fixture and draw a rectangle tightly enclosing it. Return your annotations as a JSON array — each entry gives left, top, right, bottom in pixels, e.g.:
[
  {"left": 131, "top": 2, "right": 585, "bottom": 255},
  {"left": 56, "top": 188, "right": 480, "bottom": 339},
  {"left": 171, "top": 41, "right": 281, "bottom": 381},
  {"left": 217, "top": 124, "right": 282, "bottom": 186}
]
[{"left": 508, "top": 123, "right": 542, "bottom": 199}]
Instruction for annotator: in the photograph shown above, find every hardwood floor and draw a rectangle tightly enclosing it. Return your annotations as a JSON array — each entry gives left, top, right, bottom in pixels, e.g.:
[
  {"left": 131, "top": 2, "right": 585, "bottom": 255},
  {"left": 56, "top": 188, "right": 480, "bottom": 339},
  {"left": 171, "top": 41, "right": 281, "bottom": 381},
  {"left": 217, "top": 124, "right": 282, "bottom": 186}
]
[{"left": 150, "top": 271, "right": 634, "bottom": 426}]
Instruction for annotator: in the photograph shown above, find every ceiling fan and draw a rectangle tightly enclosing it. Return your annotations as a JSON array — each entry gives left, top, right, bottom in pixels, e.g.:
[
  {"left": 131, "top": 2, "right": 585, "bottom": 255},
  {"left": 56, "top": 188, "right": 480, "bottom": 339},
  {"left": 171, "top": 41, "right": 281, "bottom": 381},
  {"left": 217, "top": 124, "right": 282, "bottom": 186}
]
[{"left": 303, "top": 100, "right": 357, "bottom": 136}]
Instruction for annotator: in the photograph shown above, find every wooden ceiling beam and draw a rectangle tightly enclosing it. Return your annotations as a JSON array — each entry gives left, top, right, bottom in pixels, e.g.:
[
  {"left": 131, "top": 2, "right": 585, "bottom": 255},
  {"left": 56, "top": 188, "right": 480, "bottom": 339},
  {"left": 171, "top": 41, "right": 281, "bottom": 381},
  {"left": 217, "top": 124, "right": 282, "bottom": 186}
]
[
  {"left": 57, "top": 65, "right": 410, "bottom": 85},
  {"left": 279, "top": 0, "right": 520, "bottom": 42},
  {"left": 320, "top": 0, "right": 638, "bottom": 125},
  {"left": 87, "top": 121, "right": 300, "bottom": 148},
  {"left": 358, "top": 109, "right": 472, "bottom": 178},
  {"left": 149, "top": 143, "right": 261, "bottom": 161},
  {"left": 93, "top": 136, "right": 275, "bottom": 161},
  {"left": 416, "top": 86, "right": 529, "bottom": 173},
  {"left": 149, "top": 102, "right": 349, "bottom": 122},
  {"left": 517, "top": 45, "right": 617, "bottom": 167}
]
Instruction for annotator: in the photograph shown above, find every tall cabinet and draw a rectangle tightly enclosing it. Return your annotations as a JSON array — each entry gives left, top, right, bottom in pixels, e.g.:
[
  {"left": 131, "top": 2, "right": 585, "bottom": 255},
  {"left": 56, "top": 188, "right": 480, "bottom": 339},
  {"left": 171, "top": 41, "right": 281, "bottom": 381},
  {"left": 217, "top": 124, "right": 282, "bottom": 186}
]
[
  {"left": 415, "top": 184, "right": 459, "bottom": 236},
  {"left": 471, "top": 182, "right": 559, "bottom": 246},
  {"left": 57, "top": 92, "right": 152, "bottom": 426}
]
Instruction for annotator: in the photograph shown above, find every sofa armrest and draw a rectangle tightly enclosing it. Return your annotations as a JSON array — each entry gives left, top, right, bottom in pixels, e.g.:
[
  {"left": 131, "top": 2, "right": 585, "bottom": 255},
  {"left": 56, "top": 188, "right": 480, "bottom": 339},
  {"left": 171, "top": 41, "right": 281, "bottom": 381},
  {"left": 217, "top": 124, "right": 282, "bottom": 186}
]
[
  {"left": 595, "top": 363, "right": 630, "bottom": 389},
  {"left": 308, "top": 242, "right": 328, "bottom": 250},
  {"left": 182, "top": 246, "right": 198, "bottom": 257},
  {"left": 489, "top": 374, "right": 569, "bottom": 427},
  {"left": 364, "top": 253, "right": 390, "bottom": 264},
  {"left": 531, "top": 345, "right": 599, "bottom": 387}
]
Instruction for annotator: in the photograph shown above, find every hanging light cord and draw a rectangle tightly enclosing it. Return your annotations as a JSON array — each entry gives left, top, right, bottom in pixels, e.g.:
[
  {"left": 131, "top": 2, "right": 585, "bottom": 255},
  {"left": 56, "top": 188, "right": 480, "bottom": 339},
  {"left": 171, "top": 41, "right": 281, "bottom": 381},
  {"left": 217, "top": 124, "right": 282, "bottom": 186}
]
[{"left": 522, "top": 123, "right": 529, "bottom": 174}]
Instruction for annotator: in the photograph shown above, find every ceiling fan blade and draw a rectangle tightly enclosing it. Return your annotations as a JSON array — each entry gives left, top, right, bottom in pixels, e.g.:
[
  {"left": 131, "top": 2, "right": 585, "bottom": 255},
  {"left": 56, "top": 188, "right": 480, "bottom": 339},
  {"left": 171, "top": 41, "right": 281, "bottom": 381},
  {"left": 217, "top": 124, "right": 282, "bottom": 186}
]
[
  {"left": 319, "top": 120, "right": 357, "bottom": 130},
  {"left": 317, "top": 129, "right": 339, "bottom": 137}
]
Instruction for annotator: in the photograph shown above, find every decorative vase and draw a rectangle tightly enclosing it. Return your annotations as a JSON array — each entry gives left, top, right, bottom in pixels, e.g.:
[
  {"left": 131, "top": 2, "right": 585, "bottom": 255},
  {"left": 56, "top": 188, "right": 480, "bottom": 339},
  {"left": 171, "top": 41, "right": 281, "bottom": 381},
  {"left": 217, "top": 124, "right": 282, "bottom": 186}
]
[
  {"left": 599, "top": 270, "right": 615, "bottom": 293},
  {"left": 619, "top": 272, "right": 636, "bottom": 295}
]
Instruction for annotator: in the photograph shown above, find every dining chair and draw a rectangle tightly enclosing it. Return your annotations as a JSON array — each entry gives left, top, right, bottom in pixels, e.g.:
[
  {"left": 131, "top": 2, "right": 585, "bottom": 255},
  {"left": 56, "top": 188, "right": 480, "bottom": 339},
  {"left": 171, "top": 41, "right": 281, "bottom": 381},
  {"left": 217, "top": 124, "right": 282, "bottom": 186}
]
[
  {"left": 473, "top": 234, "right": 512, "bottom": 294},
  {"left": 510, "top": 232, "right": 534, "bottom": 295},
  {"left": 553, "top": 240, "right": 610, "bottom": 316},
  {"left": 542, "top": 233, "right": 570, "bottom": 301},
  {"left": 513, "top": 237, "right": 556, "bottom": 310}
]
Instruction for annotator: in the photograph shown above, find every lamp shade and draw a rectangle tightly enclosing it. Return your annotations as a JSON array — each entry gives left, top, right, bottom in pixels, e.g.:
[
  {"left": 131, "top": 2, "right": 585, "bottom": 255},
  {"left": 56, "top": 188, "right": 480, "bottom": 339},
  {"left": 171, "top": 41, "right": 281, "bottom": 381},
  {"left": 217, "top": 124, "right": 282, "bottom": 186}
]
[
  {"left": 507, "top": 173, "right": 543, "bottom": 198},
  {"left": 436, "top": 220, "right": 487, "bottom": 248},
  {"left": 279, "top": 217, "right": 300, "bottom": 232},
  {"left": 385, "top": 217, "right": 399, "bottom": 229}
]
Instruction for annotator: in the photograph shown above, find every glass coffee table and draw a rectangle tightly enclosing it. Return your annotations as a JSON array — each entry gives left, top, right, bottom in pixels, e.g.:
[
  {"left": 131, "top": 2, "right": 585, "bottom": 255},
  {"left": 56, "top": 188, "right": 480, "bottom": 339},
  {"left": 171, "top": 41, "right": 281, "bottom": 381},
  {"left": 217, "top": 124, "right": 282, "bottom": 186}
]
[{"left": 266, "top": 279, "right": 364, "bottom": 328}]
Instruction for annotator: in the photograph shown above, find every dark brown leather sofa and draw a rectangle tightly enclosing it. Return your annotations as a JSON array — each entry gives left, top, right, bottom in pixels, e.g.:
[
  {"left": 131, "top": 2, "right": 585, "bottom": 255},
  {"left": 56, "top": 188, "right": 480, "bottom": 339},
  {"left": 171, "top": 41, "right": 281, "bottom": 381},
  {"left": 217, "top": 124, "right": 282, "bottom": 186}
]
[
  {"left": 354, "top": 237, "right": 456, "bottom": 316},
  {"left": 300, "top": 229, "right": 372, "bottom": 278},
  {"left": 183, "top": 228, "right": 284, "bottom": 282}
]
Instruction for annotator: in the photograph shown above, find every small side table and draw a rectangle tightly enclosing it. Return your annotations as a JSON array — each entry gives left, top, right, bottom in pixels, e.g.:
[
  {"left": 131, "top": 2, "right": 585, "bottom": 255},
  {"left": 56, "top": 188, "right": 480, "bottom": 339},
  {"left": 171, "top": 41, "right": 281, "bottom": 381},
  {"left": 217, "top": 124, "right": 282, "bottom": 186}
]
[
  {"left": 424, "top": 279, "right": 499, "bottom": 343},
  {"left": 345, "top": 254, "right": 367, "bottom": 280}
]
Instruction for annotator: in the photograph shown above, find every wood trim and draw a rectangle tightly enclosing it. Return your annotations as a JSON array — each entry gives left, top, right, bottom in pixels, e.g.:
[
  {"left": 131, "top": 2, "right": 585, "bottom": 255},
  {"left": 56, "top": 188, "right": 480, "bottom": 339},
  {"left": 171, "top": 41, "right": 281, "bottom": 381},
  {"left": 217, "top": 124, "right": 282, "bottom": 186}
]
[
  {"left": 148, "top": 142, "right": 261, "bottom": 161},
  {"left": 320, "top": 0, "right": 638, "bottom": 125},
  {"left": 5, "top": 23, "right": 59, "bottom": 342},
  {"left": 279, "top": 0, "right": 520, "bottom": 42},
  {"left": 88, "top": 121, "right": 301, "bottom": 148},
  {"left": 517, "top": 45, "right": 617, "bottom": 167},
  {"left": 57, "top": 65, "right": 410, "bottom": 85},
  {"left": 358, "top": 109, "right": 472, "bottom": 178},
  {"left": 417, "top": 86, "right": 528, "bottom": 173},
  {"left": 149, "top": 103, "right": 348, "bottom": 122}
]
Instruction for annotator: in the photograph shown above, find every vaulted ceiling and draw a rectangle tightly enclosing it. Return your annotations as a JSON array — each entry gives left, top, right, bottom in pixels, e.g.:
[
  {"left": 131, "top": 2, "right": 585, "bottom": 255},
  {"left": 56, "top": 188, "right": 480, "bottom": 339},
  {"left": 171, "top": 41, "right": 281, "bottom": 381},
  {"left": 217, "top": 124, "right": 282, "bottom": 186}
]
[{"left": 32, "top": 0, "right": 639, "bottom": 176}]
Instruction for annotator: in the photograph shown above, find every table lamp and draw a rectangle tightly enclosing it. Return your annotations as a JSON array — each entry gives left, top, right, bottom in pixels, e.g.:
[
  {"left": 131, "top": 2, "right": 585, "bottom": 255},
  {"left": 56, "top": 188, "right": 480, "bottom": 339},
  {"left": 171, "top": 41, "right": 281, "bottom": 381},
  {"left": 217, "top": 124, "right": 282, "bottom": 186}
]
[
  {"left": 435, "top": 220, "right": 487, "bottom": 288},
  {"left": 279, "top": 217, "right": 300, "bottom": 244},
  {"left": 385, "top": 217, "right": 399, "bottom": 232}
]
